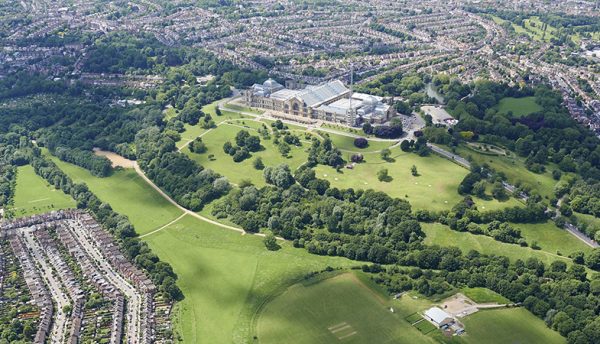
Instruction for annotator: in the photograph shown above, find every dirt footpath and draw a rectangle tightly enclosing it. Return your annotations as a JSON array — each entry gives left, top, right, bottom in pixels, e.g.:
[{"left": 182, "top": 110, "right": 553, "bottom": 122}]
[{"left": 93, "top": 148, "right": 135, "bottom": 168}]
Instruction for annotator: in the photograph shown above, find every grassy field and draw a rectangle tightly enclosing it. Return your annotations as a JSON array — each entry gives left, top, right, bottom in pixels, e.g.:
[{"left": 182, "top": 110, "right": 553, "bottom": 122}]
[
  {"left": 222, "top": 102, "right": 265, "bottom": 115},
  {"left": 452, "top": 144, "right": 561, "bottom": 199},
  {"left": 11, "top": 165, "right": 76, "bottom": 217},
  {"left": 522, "top": 17, "right": 557, "bottom": 42},
  {"left": 143, "top": 215, "right": 356, "bottom": 344},
  {"left": 317, "top": 131, "right": 394, "bottom": 152},
  {"left": 461, "top": 308, "right": 565, "bottom": 344},
  {"left": 494, "top": 97, "right": 542, "bottom": 117},
  {"left": 314, "top": 148, "right": 521, "bottom": 211},
  {"left": 185, "top": 123, "right": 309, "bottom": 185},
  {"left": 461, "top": 288, "right": 509, "bottom": 304},
  {"left": 175, "top": 100, "right": 253, "bottom": 149},
  {"left": 421, "top": 223, "right": 574, "bottom": 266},
  {"left": 48, "top": 155, "right": 183, "bottom": 235},
  {"left": 258, "top": 272, "right": 436, "bottom": 344},
  {"left": 515, "top": 221, "right": 592, "bottom": 256}
]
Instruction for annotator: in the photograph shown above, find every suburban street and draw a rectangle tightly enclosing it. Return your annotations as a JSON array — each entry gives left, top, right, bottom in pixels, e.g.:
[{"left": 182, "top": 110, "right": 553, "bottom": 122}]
[
  {"left": 21, "top": 230, "right": 70, "bottom": 344},
  {"left": 67, "top": 220, "right": 143, "bottom": 343}
]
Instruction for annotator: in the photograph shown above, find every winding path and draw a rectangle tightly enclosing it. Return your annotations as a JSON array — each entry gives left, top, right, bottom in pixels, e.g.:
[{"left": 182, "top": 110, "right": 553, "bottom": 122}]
[{"left": 133, "top": 162, "right": 246, "bottom": 236}]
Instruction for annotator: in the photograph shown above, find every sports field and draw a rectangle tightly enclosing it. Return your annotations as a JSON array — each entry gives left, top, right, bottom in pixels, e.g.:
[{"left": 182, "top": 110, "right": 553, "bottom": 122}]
[
  {"left": 185, "top": 122, "right": 309, "bottom": 185},
  {"left": 142, "top": 215, "right": 356, "bottom": 344},
  {"left": 461, "top": 308, "right": 565, "bottom": 344},
  {"left": 11, "top": 165, "right": 76, "bottom": 217},
  {"left": 314, "top": 148, "right": 521, "bottom": 211},
  {"left": 48, "top": 156, "right": 183, "bottom": 235},
  {"left": 257, "top": 272, "right": 436, "bottom": 344},
  {"left": 495, "top": 97, "right": 542, "bottom": 117}
]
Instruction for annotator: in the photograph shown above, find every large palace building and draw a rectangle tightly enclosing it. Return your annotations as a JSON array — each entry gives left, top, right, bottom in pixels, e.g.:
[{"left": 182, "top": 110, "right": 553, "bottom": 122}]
[{"left": 243, "top": 79, "right": 395, "bottom": 126}]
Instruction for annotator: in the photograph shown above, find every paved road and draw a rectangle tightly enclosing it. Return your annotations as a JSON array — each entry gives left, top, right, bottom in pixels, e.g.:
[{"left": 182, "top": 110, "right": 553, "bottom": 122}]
[
  {"left": 428, "top": 144, "right": 598, "bottom": 248},
  {"left": 427, "top": 143, "right": 471, "bottom": 168}
]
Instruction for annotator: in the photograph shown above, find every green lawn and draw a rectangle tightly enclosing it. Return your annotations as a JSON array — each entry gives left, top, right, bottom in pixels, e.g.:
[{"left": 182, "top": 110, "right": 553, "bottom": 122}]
[
  {"left": 461, "top": 308, "right": 565, "bottom": 344},
  {"left": 515, "top": 221, "right": 592, "bottom": 256},
  {"left": 522, "top": 17, "right": 557, "bottom": 42},
  {"left": 175, "top": 100, "right": 253, "bottom": 149},
  {"left": 317, "top": 131, "right": 395, "bottom": 152},
  {"left": 461, "top": 288, "right": 509, "bottom": 304},
  {"left": 185, "top": 123, "right": 308, "bottom": 185},
  {"left": 11, "top": 165, "right": 76, "bottom": 217},
  {"left": 222, "top": 102, "right": 265, "bottom": 115},
  {"left": 421, "top": 223, "right": 573, "bottom": 266},
  {"left": 495, "top": 97, "right": 542, "bottom": 117},
  {"left": 257, "top": 272, "right": 436, "bottom": 344},
  {"left": 143, "top": 215, "right": 356, "bottom": 344},
  {"left": 314, "top": 148, "right": 520, "bottom": 211},
  {"left": 48, "top": 155, "right": 183, "bottom": 235}
]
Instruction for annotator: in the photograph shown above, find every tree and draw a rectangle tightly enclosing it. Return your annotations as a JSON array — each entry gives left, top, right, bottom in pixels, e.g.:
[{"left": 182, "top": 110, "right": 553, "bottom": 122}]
[
  {"left": 377, "top": 168, "right": 390, "bottom": 182},
  {"left": 380, "top": 148, "right": 391, "bottom": 161},
  {"left": 411, "top": 165, "right": 418, "bottom": 176},
  {"left": 472, "top": 180, "right": 487, "bottom": 198},
  {"left": 253, "top": 157, "right": 264, "bottom": 170},
  {"left": 586, "top": 249, "right": 600, "bottom": 270},
  {"left": 264, "top": 164, "right": 295, "bottom": 189},
  {"left": 215, "top": 107, "right": 222, "bottom": 116},
  {"left": 394, "top": 100, "right": 411, "bottom": 115},
  {"left": 278, "top": 142, "right": 291, "bottom": 157},
  {"left": 189, "top": 137, "right": 207, "bottom": 153},
  {"left": 264, "top": 233, "right": 280, "bottom": 251},
  {"left": 400, "top": 140, "right": 411, "bottom": 152},
  {"left": 354, "top": 137, "right": 368, "bottom": 148},
  {"left": 235, "top": 130, "right": 251, "bottom": 147},
  {"left": 492, "top": 182, "right": 508, "bottom": 201},
  {"left": 362, "top": 122, "right": 373, "bottom": 135},
  {"left": 244, "top": 135, "right": 261, "bottom": 152}
]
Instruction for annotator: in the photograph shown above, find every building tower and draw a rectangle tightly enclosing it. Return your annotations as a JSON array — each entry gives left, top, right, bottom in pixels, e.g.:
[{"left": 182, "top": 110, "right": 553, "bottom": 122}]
[{"left": 346, "top": 63, "right": 357, "bottom": 126}]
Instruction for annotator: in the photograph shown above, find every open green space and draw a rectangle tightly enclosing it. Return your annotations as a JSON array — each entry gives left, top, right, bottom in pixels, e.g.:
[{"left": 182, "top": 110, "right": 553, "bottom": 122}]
[
  {"left": 142, "top": 215, "right": 355, "bottom": 344},
  {"left": 175, "top": 100, "right": 253, "bottom": 149},
  {"left": 185, "top": 123, "right": 308, "bottom": 185},
  {"left": 11, "top": 165, "right": 76, "bottom": 217},
  {"left": 48, "top": 155, "right": 183, "bottom": 235},
  {"left": 515, "top": 221, "right": 592, "bottom": 256},
  {"left": 222, "top": 102, "right": 265, "bottom": 115},
  {"left": 314, "top": 148, "right": 520, "bottom": 211},
  {"left": 461, "top": 308, "right": 565, "bottom": 344},
  {"left": 451, "top": 144, "right": 561, "bottom": 199},
  {"left": 461, "top": 288, "right": 509, "bottom": 304},
  {"left": 495, "top": 96, "right": 542, "bottom": 117},
  {"left": 421, "top": 222, "right": 573, "bottom": 266},
  {"left": 258, "top": 272, "right": 436, "bottom": 344},
  {"left": 317, "top": 131, "right": 394, "bottom": 152},
  {"left": 522, "top": 17, "right": 557, "bottom": 42}
]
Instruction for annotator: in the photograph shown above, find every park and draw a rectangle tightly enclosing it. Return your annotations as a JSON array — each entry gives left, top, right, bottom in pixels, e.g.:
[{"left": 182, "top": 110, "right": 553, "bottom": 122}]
[{"left": 5, "top": 97, "right": 593, "bottom": 344}]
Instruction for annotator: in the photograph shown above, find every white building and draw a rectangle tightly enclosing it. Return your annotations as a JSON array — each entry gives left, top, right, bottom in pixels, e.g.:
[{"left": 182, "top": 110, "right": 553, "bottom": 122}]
[
  {"left": 423, "top": 307, "right": 454, "bottom": 328},
  {"left": 243, "top": 78, "right": 395, "bottom": 126}
]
